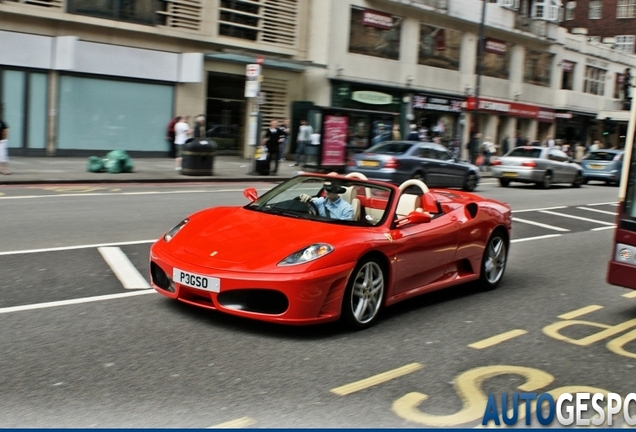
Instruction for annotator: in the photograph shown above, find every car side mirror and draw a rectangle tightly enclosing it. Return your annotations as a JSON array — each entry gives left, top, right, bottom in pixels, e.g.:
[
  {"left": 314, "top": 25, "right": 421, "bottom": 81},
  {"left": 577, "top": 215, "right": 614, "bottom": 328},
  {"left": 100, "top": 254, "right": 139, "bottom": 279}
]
[
  {"left": 243, "top": 187, "right": 258, "bottom": 202},
  {"left": 396, "top": 210, "right": 432, "bottom": 227}
]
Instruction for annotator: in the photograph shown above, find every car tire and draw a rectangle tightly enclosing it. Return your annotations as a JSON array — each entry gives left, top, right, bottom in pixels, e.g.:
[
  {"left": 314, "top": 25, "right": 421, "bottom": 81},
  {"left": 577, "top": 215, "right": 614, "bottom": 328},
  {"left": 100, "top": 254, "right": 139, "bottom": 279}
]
[
  {"left": 572, "top": 172, "right": 583, "bottom": 188},
  {"left": 463, "top": 172, "right": 478, "bottom": 192},
  {"left": 582, "top": 178, "right": 588, "bottom": 185},
  {"left": 499, "top": 178, "right": 510, "bottom": 187},
  {"left": 479, "top": 230, "right": 508, "bottom": 291},
  {"left": 539, "top": 172, "right": 552, "bottom": 189},
  {"left": 341, "top": 258, "right": 385, "bottom": 330}
]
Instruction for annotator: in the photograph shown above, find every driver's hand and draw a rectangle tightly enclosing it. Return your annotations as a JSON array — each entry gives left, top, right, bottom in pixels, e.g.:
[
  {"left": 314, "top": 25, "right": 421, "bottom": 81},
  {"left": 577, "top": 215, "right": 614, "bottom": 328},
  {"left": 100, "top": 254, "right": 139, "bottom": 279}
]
[{"left": 299, "top": 193, "right": 312, "bottom": 203}]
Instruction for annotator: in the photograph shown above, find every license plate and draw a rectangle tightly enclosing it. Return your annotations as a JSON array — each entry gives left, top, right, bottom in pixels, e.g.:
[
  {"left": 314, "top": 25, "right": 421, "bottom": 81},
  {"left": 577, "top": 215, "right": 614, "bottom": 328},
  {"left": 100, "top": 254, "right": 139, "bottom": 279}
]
[
  {"left": 173, "top": 268, "right": 220, "bottom": 292},
  {"left": 359, "top": 160, "right": 380, "bottom": 167},
  {"left": 502, "top": 172, "right": 518, "bottom": 178},
  {"left": 589, "top": 164, "right": 604, "bottom": 169}
]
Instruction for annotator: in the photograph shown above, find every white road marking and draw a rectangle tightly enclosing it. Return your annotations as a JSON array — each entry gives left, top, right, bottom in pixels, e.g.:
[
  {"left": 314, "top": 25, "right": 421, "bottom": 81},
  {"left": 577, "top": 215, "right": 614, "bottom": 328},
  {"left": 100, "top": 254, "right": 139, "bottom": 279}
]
[
  {"left": 513, "top": 206, "right": 567, "bottom": 213},
  {"left": 588, "top": 201, "right": 619, "bottom": 206},
  {"left": 510, "top": 234, "right": 562, "bottom": 243},
  {"left": 98, "top": 247, "right": 150, "bottom": 290},
  {"left": 539, "top": 210, "right": 616, "bottom": 226},
  {"left": 576, "top": 206, "right": 617, "bottom": 216},
  {"left": 0, "top": 239, "right": 155, "bottom": 256},
  {"left": 591, "top": 225, "right": 617, "bottom": 231},
  {"left": 0, "top": 290, "right": 155, "bottom": 315},
  {"left": 512, "top": 217, "right": 570, "bottom": 232}
]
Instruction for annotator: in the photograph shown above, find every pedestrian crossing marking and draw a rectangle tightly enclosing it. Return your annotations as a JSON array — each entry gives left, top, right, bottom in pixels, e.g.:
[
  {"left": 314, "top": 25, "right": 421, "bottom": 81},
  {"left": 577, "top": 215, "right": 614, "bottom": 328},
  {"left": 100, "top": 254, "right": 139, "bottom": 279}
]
[
  {"left": 539, "top": 210, "right": 616, "bottom": 226},
  {"left": 512, "top": 217, "right": 570, "bottom": 232},
  {"left": 98, "top": 247, "right": 150, "bottom": 290},
  {"left": 576, "top": 206, "right": 617, "bottom": 216}
]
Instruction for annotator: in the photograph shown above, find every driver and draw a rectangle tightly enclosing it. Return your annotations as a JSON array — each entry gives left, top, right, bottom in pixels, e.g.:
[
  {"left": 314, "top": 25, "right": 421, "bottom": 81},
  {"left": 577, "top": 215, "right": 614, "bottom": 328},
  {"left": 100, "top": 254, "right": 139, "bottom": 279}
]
[{"left": 299, "top": 182, "right": 354, "bottom": 221}]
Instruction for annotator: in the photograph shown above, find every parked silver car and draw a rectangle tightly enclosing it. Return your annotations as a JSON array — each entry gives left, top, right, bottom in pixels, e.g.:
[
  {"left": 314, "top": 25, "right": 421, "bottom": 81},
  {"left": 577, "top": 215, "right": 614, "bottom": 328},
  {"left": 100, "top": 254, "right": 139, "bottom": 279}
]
[
  {"left": 579, "top": 149, "right": 624, "bottom": 186},
  {"left": 345, "top": 140, "right": 480, "bottom": 191},
  {"left": 491, "top": 146, "right": 583, "bottom": 189}
]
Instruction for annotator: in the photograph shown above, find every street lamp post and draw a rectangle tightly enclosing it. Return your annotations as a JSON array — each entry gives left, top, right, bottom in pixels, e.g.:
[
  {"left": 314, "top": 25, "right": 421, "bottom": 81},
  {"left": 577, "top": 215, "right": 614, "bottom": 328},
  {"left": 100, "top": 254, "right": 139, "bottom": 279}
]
[{"left": 474, "top": 0, "right": 487, "bottom": 123}]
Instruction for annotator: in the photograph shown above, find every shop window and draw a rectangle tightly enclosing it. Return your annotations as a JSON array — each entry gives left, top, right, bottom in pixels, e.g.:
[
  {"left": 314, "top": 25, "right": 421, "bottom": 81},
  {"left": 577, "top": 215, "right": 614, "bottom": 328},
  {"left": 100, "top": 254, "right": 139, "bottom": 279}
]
[
  {"left": 589, "top": 0, "right": 602, "bottom": 18},
  {"left": 584, "top": 66, "right": 606, "bottom": 96},
  {"left": 67, "top": 0, "right": 160, "bottom": 25},
  {"left": 617, "top": 0, "right": 636, "bottom": 18},
  {"left": 418, "top": 24, "right": 461, "bottom": 71},
  {"left": 348, "top": 7, "right": 402, "bottom": 61},
  {"left": 479, "top": 39, "right": 511, "bottom": 80},
  {"left": 524, "top": 50, "right": 553, "bottom": 87},
  {"left": 561, "top": 61, "right": 575, "bottom": 90}
]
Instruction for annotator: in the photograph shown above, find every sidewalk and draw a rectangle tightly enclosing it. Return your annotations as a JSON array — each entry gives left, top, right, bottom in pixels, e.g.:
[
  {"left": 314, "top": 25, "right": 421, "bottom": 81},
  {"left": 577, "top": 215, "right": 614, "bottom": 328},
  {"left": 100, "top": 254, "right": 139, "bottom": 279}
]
[
  {"left": 0, "top": 155, "right": 492, "bottom": 185},
  {"left": 0, "top": 156, "right": 307, "bottom": 185}
]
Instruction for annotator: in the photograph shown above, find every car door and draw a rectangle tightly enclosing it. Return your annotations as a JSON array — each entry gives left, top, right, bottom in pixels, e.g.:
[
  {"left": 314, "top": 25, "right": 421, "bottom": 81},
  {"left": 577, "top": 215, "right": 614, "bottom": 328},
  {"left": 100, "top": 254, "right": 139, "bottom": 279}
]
[
  {"left": 413, "top": 145, "right": 441, "bottom": 185},
  {"left": 432, "top": 144, "right": 467, "bottom": 187},
  {"left": 391, "top": 211, "right": 460, "bottom": 295},
  {"left": 547, "top": 148, "right": 571, "bottom": 182}
]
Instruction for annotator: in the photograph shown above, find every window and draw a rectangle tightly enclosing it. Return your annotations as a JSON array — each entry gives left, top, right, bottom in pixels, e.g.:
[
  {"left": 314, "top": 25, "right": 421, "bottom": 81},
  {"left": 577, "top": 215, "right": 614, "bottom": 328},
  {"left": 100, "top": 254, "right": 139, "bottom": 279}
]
[
  {"left": 615, "top": 35, "right": 635, "bottom": 53},
  {"left": 617, "top": 0, "right": 636, "bottom": 18},
  {"left": 589, "top": 0, "right": 602, "bottom": 18},
  {"left": 565, "top": 2, "right": 575, "bottom": 19},
  {"left": 349, "top": 7, "right": 402, "bottom": 60},
  {"left": 532, "top": 0, "right": 562, "bottom": 20},
  {"left": 479, "top": 39, "right": 511, "bottom": 80},
  {"left": 418, "top": 24, "right": 461, "bottom": 71},
  {"left": 561, "top": 61, "right": 575, "bottom": 90},
  {"left": 67, "top": 0, "right": 160, "bottom": 25},
  {"left": 584, "top": 66, "right": 606, "bottom": 96},
  {"left": 524, "top": 50, "right": 553, "bottom": 87},
  {"left": 218, "top": 0, "right": 299, "bottom": 47}
]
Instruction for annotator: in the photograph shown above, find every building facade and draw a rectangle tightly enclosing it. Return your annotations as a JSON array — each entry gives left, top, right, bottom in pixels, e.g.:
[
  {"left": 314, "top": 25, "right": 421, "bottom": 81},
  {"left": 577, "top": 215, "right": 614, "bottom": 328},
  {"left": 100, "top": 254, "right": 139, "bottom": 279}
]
[{"left": 0, "top": 0, "right": 634, "bottom": 160}]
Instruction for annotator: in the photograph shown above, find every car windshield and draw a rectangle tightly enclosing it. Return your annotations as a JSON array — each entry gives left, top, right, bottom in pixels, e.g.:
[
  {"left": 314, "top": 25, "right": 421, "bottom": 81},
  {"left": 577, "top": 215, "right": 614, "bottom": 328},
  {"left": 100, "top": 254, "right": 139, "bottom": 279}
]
[
  {"left": 507, "top": 147, "right": 542, "bottom": 158},
  {"left": 365, "top": 142, "right": 415, "bottom": 155},
  {"left": 245, "top": 175, "right": 395, "bottom": 226},
  {"left": 583, "top": 151, "right": 621, "bottom": 161}
]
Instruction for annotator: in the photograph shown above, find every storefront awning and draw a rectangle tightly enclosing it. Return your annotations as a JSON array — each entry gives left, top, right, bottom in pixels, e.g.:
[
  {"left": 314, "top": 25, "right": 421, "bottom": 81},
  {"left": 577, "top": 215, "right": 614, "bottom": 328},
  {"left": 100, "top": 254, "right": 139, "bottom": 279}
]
[
  {"left": 205, "top": 52, "right": 317, "bottom": 72},
  {"left": 597, "top": 110, "right": 632, "bottom": 122}
]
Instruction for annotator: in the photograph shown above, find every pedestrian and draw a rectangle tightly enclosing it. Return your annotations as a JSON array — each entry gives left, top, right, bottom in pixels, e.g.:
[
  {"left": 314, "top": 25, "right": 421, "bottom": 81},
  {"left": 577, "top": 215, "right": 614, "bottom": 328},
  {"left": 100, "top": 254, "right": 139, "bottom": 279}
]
[
  {"left": 263, "top": 120, "right": 284, "bottom": 175},
  {"left": 308, "top": 129, "right": 321, "bottom": 164},
  {"left": 173, "top": 116, "right": 191, "bottom": 171},
  {"left": 481, "top": 136, "right": 496, "bottom": 171},
  {"left": 0, "top": 116, "right": 9, "bottom": 175},
  {"left": 514, "top": 131, "right": 523, "bottom": 147},
  {"left": 502, "top": 135, "right": 510, "bottom": 155},
  {"left": 407, "top": 124, "right": 419, "bottom": 140},
  {"left": 193, "top": 115, "right": 206, "bottom": 139},
  {"left": 165, "top": 116, "right": 178, "bottom": 158},
  {"left": 293, "top": 119, "right": 313, "bottom": 167},
  {"left": 591, "top": 140, "right": 601, "bottom": 151},
  {"left": 392, "top": 123, "right": 401, "bottom": 140},
  {"left": 467, "top": 132, "right": 481, "bottom": 165},
  {"left": 545, "top": 134, "right": 555, "bottom": 148},
  {"left": 278, "top": 118, "right": 290, "bottom": 162}
]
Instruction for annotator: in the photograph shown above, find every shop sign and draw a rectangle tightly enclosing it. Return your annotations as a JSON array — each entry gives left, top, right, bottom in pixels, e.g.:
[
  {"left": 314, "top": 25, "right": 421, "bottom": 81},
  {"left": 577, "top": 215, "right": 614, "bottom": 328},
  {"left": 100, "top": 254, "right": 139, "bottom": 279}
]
[
  {"left": 484, "top": 38, "right": 507, "bottom": 55},
  {"left": 413, "top": 94, "right": 462, "bottom": 113},
  {"left": 555, "top": 112, "right": 573, "bottom": 119},
  {"left": 465, "top": 96, "right": 554, "bottom": 120},
  {"left": 322, "top": 115, "right": 349, "bottom": 166},
  {"left": 352, "top": 90, "right": 393, "bottom": 105},
  {"left": 362, "top": 9, "right": 393, "bottom": 30}
]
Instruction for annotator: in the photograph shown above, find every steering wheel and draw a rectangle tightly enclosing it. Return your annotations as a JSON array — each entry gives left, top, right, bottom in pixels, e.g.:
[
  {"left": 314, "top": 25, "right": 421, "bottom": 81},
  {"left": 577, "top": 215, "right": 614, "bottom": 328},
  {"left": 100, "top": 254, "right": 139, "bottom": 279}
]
[
  {"left": 398, "top": 178, "right": 430, "bottom": 194},
  {"left": 305, "top": 199, "right": 320, "bottom": 215}
]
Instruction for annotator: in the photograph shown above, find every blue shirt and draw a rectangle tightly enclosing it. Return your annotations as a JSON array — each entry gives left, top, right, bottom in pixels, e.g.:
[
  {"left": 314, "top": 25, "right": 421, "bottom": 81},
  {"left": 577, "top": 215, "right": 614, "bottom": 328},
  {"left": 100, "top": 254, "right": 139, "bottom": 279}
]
[{"left": 312, "top": 196, "right": 354, "bottom": 220}]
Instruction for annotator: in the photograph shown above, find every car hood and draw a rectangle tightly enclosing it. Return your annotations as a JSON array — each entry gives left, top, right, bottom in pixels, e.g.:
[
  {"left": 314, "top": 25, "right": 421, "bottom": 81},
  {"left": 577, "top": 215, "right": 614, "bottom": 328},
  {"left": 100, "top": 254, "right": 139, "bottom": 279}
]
[{"left": 174, "top": 207, "right": 359, "bottom": 266}]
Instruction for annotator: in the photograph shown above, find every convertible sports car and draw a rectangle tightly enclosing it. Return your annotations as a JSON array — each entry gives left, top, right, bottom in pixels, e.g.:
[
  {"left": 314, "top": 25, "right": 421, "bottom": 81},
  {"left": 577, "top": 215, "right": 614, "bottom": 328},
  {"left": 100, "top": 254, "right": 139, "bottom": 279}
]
[{"left": 149, "top": 173, "right": 511, "bottom": 329}]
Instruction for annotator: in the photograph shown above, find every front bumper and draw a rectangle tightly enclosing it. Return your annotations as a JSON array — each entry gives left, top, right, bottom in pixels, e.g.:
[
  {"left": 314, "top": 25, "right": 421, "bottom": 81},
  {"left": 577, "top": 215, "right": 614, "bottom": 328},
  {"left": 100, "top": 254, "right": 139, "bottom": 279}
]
[
  {"left": 150, "top": 244, "right": 353, "bottom": 325},
  {"left": 582, "top": 169, "right": 619, "bottom": 182}
]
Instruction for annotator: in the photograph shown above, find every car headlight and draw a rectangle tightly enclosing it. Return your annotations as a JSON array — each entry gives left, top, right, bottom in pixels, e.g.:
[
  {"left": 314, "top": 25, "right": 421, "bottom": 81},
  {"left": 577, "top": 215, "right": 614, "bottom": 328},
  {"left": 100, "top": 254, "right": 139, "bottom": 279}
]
[
  {"left": 163, "top": 218, "right": 188, "bottom": 242},
  {"left": 278, "top": 243, "right": 334, "bottom": 266}
]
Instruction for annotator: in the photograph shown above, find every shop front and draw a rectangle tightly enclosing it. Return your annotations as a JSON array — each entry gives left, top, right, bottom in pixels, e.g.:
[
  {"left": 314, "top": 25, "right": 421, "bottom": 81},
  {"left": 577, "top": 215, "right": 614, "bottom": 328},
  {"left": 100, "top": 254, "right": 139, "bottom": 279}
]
[
  {"left": 411, "top": 93, "right": 463, "bottom": 146},
  {"left": 555, "top": 111, "right": 596, "bottom": 147}
]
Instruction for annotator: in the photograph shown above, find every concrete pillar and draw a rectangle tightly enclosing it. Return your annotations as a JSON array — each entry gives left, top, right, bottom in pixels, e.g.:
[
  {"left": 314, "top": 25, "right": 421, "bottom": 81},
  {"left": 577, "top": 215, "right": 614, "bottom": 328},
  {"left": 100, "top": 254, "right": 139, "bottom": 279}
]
[{"left": 46, "top": 70, "right": 58, "bottom": 156}]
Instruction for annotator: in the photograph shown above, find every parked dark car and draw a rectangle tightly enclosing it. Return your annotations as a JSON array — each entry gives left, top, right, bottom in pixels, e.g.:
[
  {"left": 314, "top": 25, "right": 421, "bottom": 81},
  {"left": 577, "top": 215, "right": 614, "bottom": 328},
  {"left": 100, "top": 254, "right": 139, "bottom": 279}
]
[
  {"left": 345, "top": 140, "right": 480, "bottom": 191},
  {"left": 579, "top": 149, "right": 624, "bottom": 185}
]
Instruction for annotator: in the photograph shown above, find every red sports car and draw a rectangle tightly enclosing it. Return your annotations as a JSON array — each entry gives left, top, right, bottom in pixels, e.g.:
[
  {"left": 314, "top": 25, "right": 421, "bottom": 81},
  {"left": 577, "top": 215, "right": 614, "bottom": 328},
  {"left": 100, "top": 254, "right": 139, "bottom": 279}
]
[{"left": 149, "top": 173, "right": 511, "bottom": 329}]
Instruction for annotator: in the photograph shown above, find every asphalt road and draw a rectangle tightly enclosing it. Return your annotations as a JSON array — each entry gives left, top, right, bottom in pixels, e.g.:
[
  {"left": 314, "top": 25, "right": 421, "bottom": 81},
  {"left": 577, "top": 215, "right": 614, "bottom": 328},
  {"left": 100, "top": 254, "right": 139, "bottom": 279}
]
[{"left": 1, "top": 178, "right": 635, "bottom": 427}]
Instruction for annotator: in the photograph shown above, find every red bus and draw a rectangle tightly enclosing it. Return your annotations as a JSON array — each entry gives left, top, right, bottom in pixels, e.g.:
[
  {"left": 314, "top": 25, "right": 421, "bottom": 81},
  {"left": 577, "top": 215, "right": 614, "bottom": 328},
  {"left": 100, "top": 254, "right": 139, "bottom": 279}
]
[{"left": 607, "top": 100, "right": 636, "bottom": 290}]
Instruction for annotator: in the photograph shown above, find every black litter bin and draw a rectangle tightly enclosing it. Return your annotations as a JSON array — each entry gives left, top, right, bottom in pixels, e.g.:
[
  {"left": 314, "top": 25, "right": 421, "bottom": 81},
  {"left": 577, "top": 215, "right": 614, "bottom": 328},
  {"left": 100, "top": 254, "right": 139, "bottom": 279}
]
[{"left": 181, "top": 138, "right": 215, "bottom": 176}]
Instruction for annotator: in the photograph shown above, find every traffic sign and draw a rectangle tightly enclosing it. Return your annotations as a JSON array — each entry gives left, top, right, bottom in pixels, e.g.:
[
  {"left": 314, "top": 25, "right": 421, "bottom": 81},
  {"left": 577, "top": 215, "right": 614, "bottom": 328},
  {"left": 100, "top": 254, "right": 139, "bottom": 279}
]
[{"left": 246, "top": 64, "right": 261, "bottom": 80}]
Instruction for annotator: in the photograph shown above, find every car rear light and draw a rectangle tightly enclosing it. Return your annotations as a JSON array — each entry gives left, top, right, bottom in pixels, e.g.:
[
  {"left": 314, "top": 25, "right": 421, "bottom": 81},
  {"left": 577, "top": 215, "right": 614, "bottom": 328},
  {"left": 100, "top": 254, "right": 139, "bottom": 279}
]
[
  {"left": 521, "top": 161, "right": 537, "bottom": 167},
  {"left": 384, "top": 157, "right": 400, "bottom": 169},
  {"left": 347, "top": 159, "right": 356, "bottom": 167},
  {"left": 491, "top": 160, "right": 501, "bottom": 166}
]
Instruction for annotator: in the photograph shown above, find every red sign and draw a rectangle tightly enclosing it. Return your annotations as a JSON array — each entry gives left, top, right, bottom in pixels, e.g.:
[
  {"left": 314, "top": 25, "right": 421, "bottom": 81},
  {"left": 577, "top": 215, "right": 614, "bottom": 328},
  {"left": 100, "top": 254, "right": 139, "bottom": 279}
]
[
  {"left": 484, "top": 38, "right": 507, "bottom": 55},
  {"left": 561, "top": 60, "right": 574, "bottom": 72},
  {"left": 362, "top": 9, "right": 393, "bottom": 30},
  {"left": 321, "top": 115, "right": 349, "bottom": 166},
  {"left": 465, "top": 97, "right": 554, "bottom": 122},
  {"left": 256, "top": 55, "right": 264, "bottom": 65}
]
